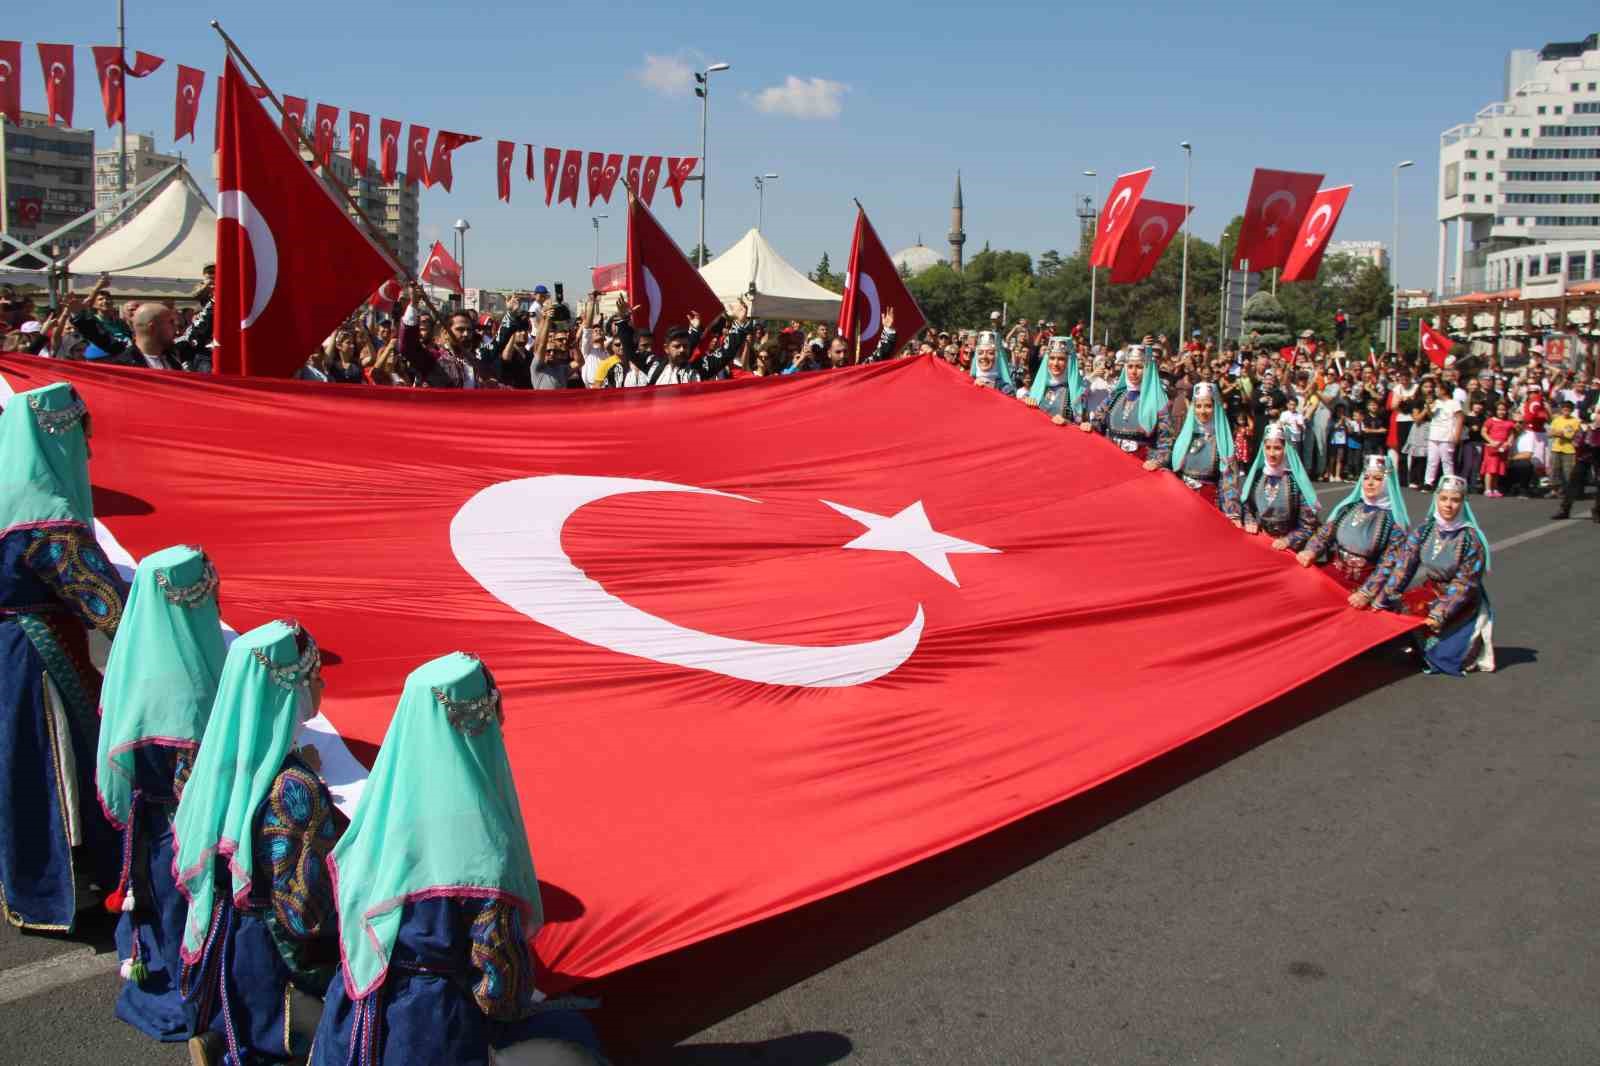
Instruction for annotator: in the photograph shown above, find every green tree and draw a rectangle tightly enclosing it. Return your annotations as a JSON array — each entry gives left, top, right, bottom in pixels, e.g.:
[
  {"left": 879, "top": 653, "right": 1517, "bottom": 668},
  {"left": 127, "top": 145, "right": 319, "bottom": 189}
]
[
  {"left": 809, "top": 251, "right": 842, "bottom": 292},
  {"left": 685, "top": 243, "right": 712, "bottom": 265},
  {"left": 1241, "top": 291, "right": 1292, "bottom": 349},
  {"left": 1037, "top": 249, "right": 1065, "bottom": 280}
]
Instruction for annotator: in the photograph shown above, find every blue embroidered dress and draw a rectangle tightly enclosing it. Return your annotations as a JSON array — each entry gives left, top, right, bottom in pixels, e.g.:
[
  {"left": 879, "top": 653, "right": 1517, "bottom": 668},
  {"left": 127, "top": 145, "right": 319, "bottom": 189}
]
[
  {"left": 1376, "top": 520, "right": 1492, "bottom": 676},
  {"left": 1242, "top": 473, "right": 1320, "bottom": 550},
  {"left": 1089, "top": 385, "right": 1175, "bottom": 464},
  {"left": 1173, "top": 427, "right": 1243, "bottom": 518},
  {"left": 1303, "top": 504, "right": 1408, "bottom": 593}
]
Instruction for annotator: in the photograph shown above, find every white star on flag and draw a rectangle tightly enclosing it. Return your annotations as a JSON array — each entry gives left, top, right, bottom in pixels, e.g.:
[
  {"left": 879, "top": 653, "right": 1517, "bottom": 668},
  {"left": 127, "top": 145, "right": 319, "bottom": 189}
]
[
  {"left": 822, "top": 499, "right": 999, "bottom": 587},
  {"left": 1265, "top": 224, "right": 1278, "bottom": 237}
]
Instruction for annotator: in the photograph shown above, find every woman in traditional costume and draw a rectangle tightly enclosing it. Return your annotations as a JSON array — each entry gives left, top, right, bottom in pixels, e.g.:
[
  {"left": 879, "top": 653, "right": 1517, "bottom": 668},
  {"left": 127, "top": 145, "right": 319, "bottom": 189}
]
[
  {"left": 969, "top": 331, "right": 1016, "bottom": 396},
  {"left": 1020, "top": 336, "right": 1084, "bottom": 424},
  {"left": 98, "top": 545, "right": 225, "bottom": 1043},
  {"left": 0, "top": 382, "right": 127, "bottom": 932},
  {"left": 311, "top": 652, "right": 606, "bottom": 1066},
  {"left": 174, "top": 620, "right": 341, "bottom": 1065},
  {"left": 1365, "top": 475, "right": 1494, "bottom": 675},
  {"left": 1081, "top": 346, "right": 1174, "bottom": 468},
  {"left": 1167, "top": 382, "right": 1242, "bottom": 516},
  {"left": 1296, "top": 453, "right": 1410, "bottom": 604},
  {"left": 1236, "top": 422, "right": 1321, "bottom": 551}
]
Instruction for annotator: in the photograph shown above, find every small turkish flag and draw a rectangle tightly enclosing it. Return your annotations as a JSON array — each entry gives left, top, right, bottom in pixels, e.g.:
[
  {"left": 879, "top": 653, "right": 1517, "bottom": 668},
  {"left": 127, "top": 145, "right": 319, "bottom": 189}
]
[
  {"left": 429, "top": 130, "right": 479, "bottom": 192},
  {"left": 0, "top": 41, "right": 21, "bottom": 124},
  {"left": 838, "top": 206, "right": 927, "bottom": 358},
  {"left": 497, "top": 140, "right": 515, "bottom": 202},
  {"left": 124, "top": 50, "right": 163, "bottom": 78},
  {"left": 420, "top": 239, "right": 463, "bottom": 293},
  {"left": 16, "top": 196, "right": 41, "bottom": 226},
  {"left": 312, "top": 102, "right": 339, "bottom": 168},
  {"left": 640, "top": 156, "right": 663, "bottom": 206},
  {"left": 1090, "top": 167, "right": 1152, "bottom": 267},
  {"left": 281, "top": 94, "right": 307, "bottom": 143},
  {"left": 369, "top": 277, "right": 404, "bottom": 309},
  {"left": 37, "top": 43, "right": 74, "bottom": 127},
  {"left": 558, "top": 148, "right": 583, "bottom": 207},
  {"left": 625, "top": 154, "right": 643, "bottom": 194},
  {"left": 378, "top": 118, "right": 401, "bottom": 183},
  {"left": 349, "top": 112, "right": 371, "bottom": 176},
  {"left": 664, "top": 156, "right": 699, "bottom": 207},
  {"left": 591, "top": 152, "right": 623, "bottom": 204},
  {"left": 586, "top": 151, "right": 605, "bottom": 206},
  {"left": 1419, "top": 320, "right": 1454, "bottom": 368},
  {"left": 626, "top": 187, "right": 724, "bottom": 351},
  {"left": 1280, "top": 185, "right": 1352, "bottom": 284},
  {"left": 543, "top": 147, "right": 561, "bottom": 206},
  {"left": 1233, "top": 167, "right": 1324, "bottom": 271},
  {"left": 90, "top": 46, "right": 126, "bottom": 127},
  {"left": 407, "top": 125, "right": 432, "bottom": 187},
  {"left": 213, "top": 57, "right": 395, "bottom": 377},
  {"left": 173, "top": 64, "right": 204, "bottom": 142},
  {"left": 1108, "top": 199, "right": 1191, "bottom": 285},
  {"left": 524, "top": 144, "right": 535, "bottom": 181}
]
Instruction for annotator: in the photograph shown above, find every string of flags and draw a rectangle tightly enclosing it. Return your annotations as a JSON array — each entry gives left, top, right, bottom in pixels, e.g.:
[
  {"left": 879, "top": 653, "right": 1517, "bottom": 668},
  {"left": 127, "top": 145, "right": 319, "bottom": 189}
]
[{"left": 0, "top": 39, "right": 697, "bottom": 208}]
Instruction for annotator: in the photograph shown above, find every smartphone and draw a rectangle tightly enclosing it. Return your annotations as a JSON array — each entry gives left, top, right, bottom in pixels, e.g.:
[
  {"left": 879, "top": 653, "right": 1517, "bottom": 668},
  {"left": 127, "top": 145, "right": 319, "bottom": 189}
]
[{"left": 554, "top": 283, "right": 565, "bottom": 303}]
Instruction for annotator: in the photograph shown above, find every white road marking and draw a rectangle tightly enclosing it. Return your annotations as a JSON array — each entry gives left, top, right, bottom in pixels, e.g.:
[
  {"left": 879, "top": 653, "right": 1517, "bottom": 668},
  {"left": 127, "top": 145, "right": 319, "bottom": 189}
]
[
  {"left": 1490, "top": 520, "right": 1582, "bottom": 552},
  {"left": 0, "top": 948, "right": 118, "bottom": 1005}
]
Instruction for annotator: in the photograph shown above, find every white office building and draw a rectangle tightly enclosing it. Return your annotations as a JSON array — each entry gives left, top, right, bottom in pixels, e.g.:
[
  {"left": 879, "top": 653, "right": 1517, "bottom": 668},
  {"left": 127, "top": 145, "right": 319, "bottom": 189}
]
[
  {"left": 1436, "top": 32, "right": 1600, "bottom": 298},
  {"left": 1327, "top": 240, "right": 1388, "bottom": 272}
]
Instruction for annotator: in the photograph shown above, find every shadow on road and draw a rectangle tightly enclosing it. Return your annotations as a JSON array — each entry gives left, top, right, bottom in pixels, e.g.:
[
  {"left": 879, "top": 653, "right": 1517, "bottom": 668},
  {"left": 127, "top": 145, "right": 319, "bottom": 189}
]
[
  {"left": 1490, "top": 645, "right": 1539, "bottom": 671},
  {"left": 584, "top": 648, "right": 1411, "bottom": 1063}
]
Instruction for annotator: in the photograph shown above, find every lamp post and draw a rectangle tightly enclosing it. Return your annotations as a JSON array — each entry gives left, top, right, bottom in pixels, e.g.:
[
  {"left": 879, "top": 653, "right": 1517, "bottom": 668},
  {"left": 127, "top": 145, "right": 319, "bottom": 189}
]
[
  {"left": 1178, "top": 141, "right": 1192, "bottom": 345},
  {"left": 452, "top": 217, "right": 470, "bottom": 300},
  {"left": 1391, "top": 160, "right": 1414, "bottom": 353},
  {"left": 1084, "top": 169, "right": 1098, "bottom": 345},
  {"left": 591, "top": 214, "right": 608, "bottom": 269},
  {"left": 693, "top": 62, "right": 731, "bottom": 267},
  {"left": 754, "top": 172, "right": 779, "bottom": 231}
]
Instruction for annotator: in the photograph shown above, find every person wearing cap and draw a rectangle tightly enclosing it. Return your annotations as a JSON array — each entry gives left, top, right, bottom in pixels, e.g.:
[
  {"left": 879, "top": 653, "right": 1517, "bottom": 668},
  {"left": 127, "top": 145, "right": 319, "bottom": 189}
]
[
  {"left": 97, "top": 546, "right": 226, "bottom": 1043},
  {"left": 174, "top": 621, "right": 342, "bottom": 1065},
  {"left": 1166, "top": 382, "right": 1242, "bottom": 515},
  {"left": 1296, "top": 453, "right": 1410, "bottom": 602},
  {"left": 1081, "top": 346, "right": 1174, "bottom": 468},
  {"left": 968, "top": 331, "right": 1016, "bottom": 396},
  {"left": 0, "top": 383, "right": 130, "bottom": 934},
  {"left": 1021, "top": 336, "right": 1084, "bottom": 424},
  {"left": 1366, "top": 475, "right": 1494, "bottom": 675},
  {"left": 1236, "top": 422, "right": 1321, "bottom": 550},
  {"left": 310, "top": 653, "right": 608, "bottom": 1066}
]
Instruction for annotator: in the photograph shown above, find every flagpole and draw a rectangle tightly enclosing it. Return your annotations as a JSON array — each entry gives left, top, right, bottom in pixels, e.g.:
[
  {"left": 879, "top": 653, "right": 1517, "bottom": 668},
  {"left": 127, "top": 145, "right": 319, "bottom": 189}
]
[{"left": 117, "top": 0, "right": 127, "bottom": 212}]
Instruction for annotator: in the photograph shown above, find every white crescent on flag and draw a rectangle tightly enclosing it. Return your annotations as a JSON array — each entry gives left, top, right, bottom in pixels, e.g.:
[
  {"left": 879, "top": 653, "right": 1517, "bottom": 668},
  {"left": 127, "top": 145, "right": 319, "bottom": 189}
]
[
  {"left": 0, "top": 59, "right": 13, "bottom": 80},
  {"left": 1137, "top": 215, "right": 1170, "bottom": 253},
  {"left": 49, "top": 61, "right": 66, "bottom": 83},
  {"left": 217, "top": 190, "right": 279, "bottom": 329},
  {"left": 1302, "top": 204, "right": 1334, "bottom": 248},
  {"left": 1103, "top": 188, "right": 1132, "bottom": 232},
  {"left": 853, "top": 272, "right": 882, "bottom": 342},
  {"left": 182, "top": 83, "right": 196, "bottom": 103},
  {"left": 642, "top": 268, "right": 663, "bottom": 332}
]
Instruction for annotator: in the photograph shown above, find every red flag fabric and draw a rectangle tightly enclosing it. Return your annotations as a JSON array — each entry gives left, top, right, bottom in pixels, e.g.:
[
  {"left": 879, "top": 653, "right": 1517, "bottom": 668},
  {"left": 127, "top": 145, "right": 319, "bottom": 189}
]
[
  {"left": 591, "top": 261, "right": 627, "bottom": 293},
  {"left": 1090, "top": 167, "right": 1152, "bottom": 268},
  {"left": 664, "top": 156, "right": 699, "bottom": 207},
  {"left": 0, "top": 41, "right": 21, "bottom": 124},
  {"left": 312, "top": 103, "right": 339, "bottom": 168},
  {"left": 124, "top": 50, "right": 163, "bottom": 78},
  {"left": 15, "top": 197, "right": 41, "bottom": 226},
  {"left": 281, "top": 94, "right": 307, "bottom": 143},
  {"left": 420, "top": 239, "right": 463, "bottom": 293},
  {"left": 406, "top": 125, "right": 431, "bottom": 188},
  {"left": 1107, "top": 199, "right": 1192, "bottom": 285},
  {"left": 429, "top": 130, "right": 480, "bottom": 192},
  {"left": 524, "top": 143, "right": 535, "bottom": 181},
  {"left": 213, "top": 58, "right": 394, "bottom": 378},
  {"left": 625, "top": 154, "right": 643, "bottom": 195},
  {"left": 37, "top": 43, "right": 74, "bottom": 126},
  {"left": 1280, "top": 185, "right": 1353, "bottom": 284},
  {"left": 0, "top": 352, "right": 1419, "bottom": 987},
  {"left": 838, "top": 207, "right": 927, "bottom": 358},
  {"left": 640, "top": 155, "right": 663, "bottom": 206},
  {"left": 586, "top": 151, "right": 605, "bottom": 206},
  {"left": 1419, "top": 320, "right": 1454, "bottom": 368},
  {"left": 369, "top": 277, "right": 404, "bottom": 309},
  {"left": 497, "top": 140, "right": 515, "bottom": 202},
  {"left": 378, "top": 118, "right": 401, "bottom": 183},
  {"left": 348, "top": 112, "right": 370, "bottom": 176},
  {"left": 173, "top": 64, "right": 204, "bottom": 142},
  {"left": 90, "top": 46, "right": 126, "bottom": 127},
  {"left": 543, "top": 146, "right": 560, "bottom": 206},
  {"left": 558, "top": 148, "right": 582, "bottom": 207},
  {"left": 1232, "top": 168, "right": 1325, "bottom": 271},
  {"left": 626, "top": 189, "right": 724, "bottom": 350},
  {"left": 594, "top": 152, "right": 624, "bottom": 204}
]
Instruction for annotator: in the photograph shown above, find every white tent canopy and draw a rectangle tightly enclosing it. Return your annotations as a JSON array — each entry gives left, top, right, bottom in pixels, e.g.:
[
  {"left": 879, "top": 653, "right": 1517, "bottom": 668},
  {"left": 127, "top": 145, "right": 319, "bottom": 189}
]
[
  {"left": 699, "top": 228, "right": 842, "bottom": 323},
  {"left": 66, "top": 172, "right": 215, "bottom": 298}
]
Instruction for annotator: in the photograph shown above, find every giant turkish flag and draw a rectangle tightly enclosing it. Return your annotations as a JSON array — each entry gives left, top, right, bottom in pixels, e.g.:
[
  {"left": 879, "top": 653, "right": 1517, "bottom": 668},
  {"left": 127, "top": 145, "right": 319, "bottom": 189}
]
[
  {"left": 0, "top": 353, "right": 1417, "bottom": 988},
  {"left": 1232, "top": 167, "right": 1325, "bottom": 271},
  {"left": 838, "top": 207, "right": 927, "bottom": 357}
]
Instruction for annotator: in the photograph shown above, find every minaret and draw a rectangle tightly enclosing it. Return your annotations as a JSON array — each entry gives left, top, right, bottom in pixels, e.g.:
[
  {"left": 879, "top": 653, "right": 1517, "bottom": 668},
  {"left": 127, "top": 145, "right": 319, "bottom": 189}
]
[{"left": 948, "top": 171, "right": 966, "bottom": 272}]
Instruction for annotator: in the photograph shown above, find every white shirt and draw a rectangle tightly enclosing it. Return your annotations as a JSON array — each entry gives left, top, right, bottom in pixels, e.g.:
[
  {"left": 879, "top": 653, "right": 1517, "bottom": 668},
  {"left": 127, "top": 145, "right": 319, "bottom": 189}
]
[{"left": 1428, "top": 397, "right": 1462, "bottom": 441}]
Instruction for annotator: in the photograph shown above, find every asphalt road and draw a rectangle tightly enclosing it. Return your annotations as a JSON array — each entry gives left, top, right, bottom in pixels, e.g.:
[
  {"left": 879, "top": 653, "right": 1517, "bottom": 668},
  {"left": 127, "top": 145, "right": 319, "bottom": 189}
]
[{"left": 3, "top": 489, "right": 1596, "bottom": 1066}]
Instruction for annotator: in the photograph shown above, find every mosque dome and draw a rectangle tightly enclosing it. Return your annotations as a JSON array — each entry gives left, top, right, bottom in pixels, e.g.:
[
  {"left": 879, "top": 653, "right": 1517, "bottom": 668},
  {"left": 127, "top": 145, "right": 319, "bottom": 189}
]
[{"left": 890, "top": 243, "right": 945, "bottom": 276}]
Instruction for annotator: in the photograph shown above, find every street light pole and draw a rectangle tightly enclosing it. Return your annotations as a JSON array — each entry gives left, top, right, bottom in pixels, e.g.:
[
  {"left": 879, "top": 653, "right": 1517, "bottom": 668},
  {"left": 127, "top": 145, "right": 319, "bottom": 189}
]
[
  {"left": 453, "top": 217, "right": 470, "bottom": 298},
  {"left": 1084, "top": 169, "right": 1098, "bottom": 345},
  {"left": 1391, "top": 160, "right": 1415, "bottom": 353},
  {"left": 694, "top": 62, "right": 731, "bottom": 268},
  {"left": 591, "top": 214, "right": 608, "bottom": 269},
  {"left": 117, "top": 0, "right": 127, "bottom": 212},
  {"left": 754, "top": 172, "right": 779, "bottom": 231},
  {"left": 1178, "top": 141, "right": 1192, "bottom": 345}
]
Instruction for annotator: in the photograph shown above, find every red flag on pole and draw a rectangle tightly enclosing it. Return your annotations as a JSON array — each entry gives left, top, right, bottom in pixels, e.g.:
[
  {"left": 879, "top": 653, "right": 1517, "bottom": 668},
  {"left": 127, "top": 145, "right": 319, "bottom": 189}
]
[
  {"left": 173, "top": 64, "right": 204, "bottom": 142},
  {"left": 369, "top": 277, "right": 404, "bottom": 309},
  {"left": 664, "top": 156, "right": 699, "bottom": 207},
  {"left": 625, "top": 154, "right": 643, "bottom": 195},
  {"left": 626, "top": 188, "right": 724, "bottom": 350},
  {"left": 312, "top": 103, "right": 339, "bottom": 168},
  {"left": 406, "top": 125, "right": 431, "bottom": 188},
  {"left": 496, "top": 140, "right": 515, "bottom": 202},
  {"left": 348, "top": 112, "right": 370, "bottom": 176},
  {"left": 640, "top": 155, "right": 664, "bottom": 206},
  {"left": 90, "top": 46, "right": 126, "bottom": 127},
  {"left": 542, "top": 147, "right": 560, "bottom": 206},
  {"left": 591, "top": 152, "right": 623, "bottom": 204},
  {"left": 1232, "top": 168, "right": 1325, "bottom": 270},
  {"left": 420, "top": 239, "right": 463, "bottom": 293},
  {"left": 1108, "top": 199, "right": 1192, "bottom": 284},
  {"left": 1090, "top": 167, "right": 1152, "bottom": 267},
  {"left": 1419, "top": 320, "right": 1454, "bottom": 368},
  {"left": 591, "top": 261, "right": 627, "bottom": 293},
  {"left": 37, "top": 43, "right": 74, "bottom": 126},
  {"left": 378, "top": 118, "right": 400, "bottom": 183},
  {"left": 429, "top": 130, "right": 479, "bottom": 192},
  {"left": 281, "top": 94, "right": 306, "bottom": 142},
  {"left": 524, "top": 144, "right": 535, "bottom": 181},
  {"left": 558, "top": 148, "right": 582, "bottom": 207},
  {"left": 123, "top": 50, "right": 163, "bottom": 78},
  {"left": 586, "top": 151, "right": 605, "bottom": 206},
  {"left": 0, "top": 41, "right": 21, "bottom": 124},
  {"left": 213, "top": 57, "right": 395, "bottom": 378},
  {"left": 838, "top": 207, "right": 928, "bottom": 359},
  {"left": 1280, "top": 185, "right": 1353, "bottom": 284}
]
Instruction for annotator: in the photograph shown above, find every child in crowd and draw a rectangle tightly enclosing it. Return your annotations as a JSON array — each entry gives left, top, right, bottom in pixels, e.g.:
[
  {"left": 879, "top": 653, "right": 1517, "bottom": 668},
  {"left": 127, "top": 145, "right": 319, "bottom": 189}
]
[
  {"left": 1328, "top": 403, "right": 1349, "bottom": 481},
  {"left": 1481, "top": 399, "right": 1516, "bottom": 498}
]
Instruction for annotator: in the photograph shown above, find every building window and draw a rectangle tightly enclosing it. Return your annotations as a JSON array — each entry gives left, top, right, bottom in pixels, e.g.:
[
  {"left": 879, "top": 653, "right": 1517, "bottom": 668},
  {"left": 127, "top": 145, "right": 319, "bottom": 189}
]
[
  {"left": 1529, "top": 259, "right": 1540, "bottom": 276},
  {"left": 1577, "top": 102, "right": 1600, "bottom": 114},
  {"left": 1574, "top": 83, "right": 1582, "bottom": 91},
  {"left": 1521, "top": 128, "right": 1530, "bottom": 136},
  {"left": 1464, "top": 171, "right": 1476, "bottom": 180},
  {"left": 1536, "top": 106, "right": 1546, "bottom": 115},
  {"left": 1487, "top": 150, "right": 1495, "bottom": 158},
  {"left": 1571, "top": 254, "right": 1589, "bottom": 281},
  {"left": 1464, "top": 194, "right": 1476, "bottom": 203},
  {"left": 1555, "top": 106, "right": 1563, "bottom": 114},
  {"left": 1465, "top": 149, "right": 1478, "bottom": 159},
  {"left": 1484, "top": 195, "right": 1492, "bottom": 203},
  {"left": 1503, "top": 128, "right": 1512, "bottom": 137},
  {"left": 1485, "top": 172, "right": 1494, "bottom": 181}
]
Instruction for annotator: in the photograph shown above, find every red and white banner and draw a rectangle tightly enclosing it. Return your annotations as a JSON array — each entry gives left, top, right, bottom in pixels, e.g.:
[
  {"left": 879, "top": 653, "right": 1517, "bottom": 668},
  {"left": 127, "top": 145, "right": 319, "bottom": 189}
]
[
  {"left": 542, "top": 147, "right": 561, "bottom": 206},
  {"left": 369, "top": 277, "right": 404, "bottom": 309},
  {"left": 429, "top": 130, "right": 480, "bottom": 193},
  {"left": 627, "top": 189, "right": 724, "bottom": 350},
  {"left": 420, "top": 239, "right": 464, "bottom": 293},
  {"left": 312, "top": 102, "right": 339, "bottom": 168},
  {"left": 1233, "top": 167, "right": 1325, "bottom": 271},
  {"left": 558, "top": 148, "right": 583, "bottom": 207},
  {"left": 497, "top": 140, "right": 516, "bottom": 202},
  {"left": 1090, "top": 167, "right": 1152, "bottom": 268},
  {"left": 281, "top": 93, "right": 306, "bottom": 141},
  {"left": 37, "top": 42, "right": 74, "bottom": 126},
  {"left": 15, "top": 196, "right": 41, "bottom": 225},
  {"left": 524, "top": 143, "right": 535, "bottom": 182},
  {"left": 348, "top": 111, "right": 370, "bottom": 176},
  {"left": 173, "top": 64, "right": 204, "bottom": 142},
  {"left": 1280, "top": 185, "right": 1353, "bottom": 284},
  {"left": 664, "top": 156, "right": 699, "bottom": 207},
  {"left": 589, "top": 151, "right": 623, "bottom": 205},
  {"left": 0, "top": 353, "right": 1417, "bottom": 986},
  {"left": 406, "top": 124, "right": 431, "bottom": 188},
  {"left": 90, "top": 45, "right": 126, "bottom": 127},
  {"left": 591, "top": 261, "right": 627, "bottom": 293},
  {"left": 0, "top": 41, "right": 21, "bottom": 124},
  {"left": 378, "top": 118, "right": 401, "bottom": 184},
  {"left": 1419, "top": 320, "right": 1454, "bottom": 368},
  {"left": 1108, "top": 199, "right": 1191, "bottom": 285},
  {"left": 838, "top": 207, "right": 926, "bottom": 357}
]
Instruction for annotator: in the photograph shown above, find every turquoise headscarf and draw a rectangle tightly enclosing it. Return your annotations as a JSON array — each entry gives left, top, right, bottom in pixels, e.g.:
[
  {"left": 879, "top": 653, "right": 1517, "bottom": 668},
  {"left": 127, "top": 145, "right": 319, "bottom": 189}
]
[
  {"left": 970, "top": 331, "right": 1014, "bottom": 390},
  {"left": 0, "top": 382, "right": 93, "bottom": 535},
  {"left": 97, "top": 546, "right": 226, "bottom": 830},
  {"left": 1326, "top": 451, "right": 1410, "bottom": 529},
  {"left": 172, "top": 620, "right": 320, "bottom": 962},
  {"left": 1427, "top": 475, "right": 1491, "bottom": 570},
  {"left": 1169, "top": 382, "right": 1235, "bottom": 471},
  {"left": 1112, "top": 347, "right": 1168, "bottom": 432},
  {"left": 1240, "top": 423, "right": 1319, "bottom": 506},
  {"left": 1029, "top": 337, "right": 1085, "bottom": 407},
  {"left": 329, "top": 652, "right": 541, "bottom": 1000}
]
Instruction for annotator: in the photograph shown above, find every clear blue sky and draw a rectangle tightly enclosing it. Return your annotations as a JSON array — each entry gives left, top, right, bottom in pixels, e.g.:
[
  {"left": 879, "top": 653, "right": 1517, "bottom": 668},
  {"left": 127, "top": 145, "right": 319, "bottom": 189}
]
[{"left": 24, "top": 3, "right": 1593, "bottom": 297}]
